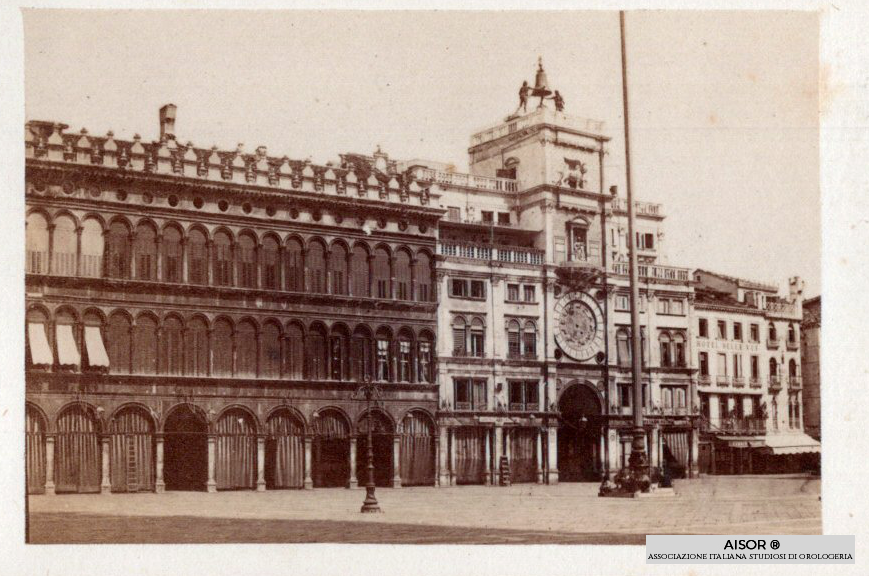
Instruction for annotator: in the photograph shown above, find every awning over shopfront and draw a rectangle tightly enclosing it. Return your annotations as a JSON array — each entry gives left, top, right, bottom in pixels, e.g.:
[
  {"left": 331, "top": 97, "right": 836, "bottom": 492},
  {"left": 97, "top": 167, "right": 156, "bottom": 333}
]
[
  {"left": 761, "top": 433, "right": 821, "bottom": 455},
  {"left": 84, "top": 326, "right": 109, "bottom": 368},
  {"left": 715, "top": 436, "right": 765, "bottom": 449},
  {"left": 27, "top": 322, "right": 53, "bottom": 365},
  {"left": 55, "top": 324, "right": 80, "bottom": 368}
]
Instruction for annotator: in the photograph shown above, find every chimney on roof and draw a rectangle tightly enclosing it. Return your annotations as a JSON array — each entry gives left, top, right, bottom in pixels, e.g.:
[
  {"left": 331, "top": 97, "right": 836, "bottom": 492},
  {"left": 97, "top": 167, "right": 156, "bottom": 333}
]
[{"left": 159, "top": 104, "right": 177, "bottom": 141}]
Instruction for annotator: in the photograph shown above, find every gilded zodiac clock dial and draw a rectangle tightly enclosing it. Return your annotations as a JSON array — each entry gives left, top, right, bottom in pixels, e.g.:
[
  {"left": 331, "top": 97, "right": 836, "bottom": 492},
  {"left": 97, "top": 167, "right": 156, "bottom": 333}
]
[{"left": 554, "top": 291, "right": 605, "bottom": 361}]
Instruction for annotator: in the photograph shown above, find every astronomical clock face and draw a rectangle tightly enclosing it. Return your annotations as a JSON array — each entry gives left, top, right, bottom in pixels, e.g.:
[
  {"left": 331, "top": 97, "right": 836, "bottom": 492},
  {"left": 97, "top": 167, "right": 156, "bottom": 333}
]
[{"left": 554, "top": 291, "right": 605, "bottom": 361}]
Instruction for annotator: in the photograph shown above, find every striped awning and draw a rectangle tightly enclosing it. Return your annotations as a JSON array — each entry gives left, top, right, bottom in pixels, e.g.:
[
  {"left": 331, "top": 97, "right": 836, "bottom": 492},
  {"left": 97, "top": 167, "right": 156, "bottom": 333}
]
[
  {"left": 662, "top": 431, "right": 689, "bottom": 467},
  {"left": 761, "top": 433, "right": 821, "bottom": 455},
  {"left": 56, "top": 324, "right": 80, "bottom": 367},
  {"left": 84, "top": 326, "right": 109, "bottom": 368},
  {"left": 27, "top": 322, "right": 53, "bottom": 365}
]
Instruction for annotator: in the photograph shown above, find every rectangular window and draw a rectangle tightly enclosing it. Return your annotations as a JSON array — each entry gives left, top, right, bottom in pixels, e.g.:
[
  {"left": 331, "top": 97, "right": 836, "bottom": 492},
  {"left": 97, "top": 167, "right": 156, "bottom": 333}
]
[
  {"left": 470, "top": 280, "right": 486, "bottom": 299},
  {"left": 636, "top": 232, "right": 655, "bottom": 251},
  {"left": 750, "top": 355, "right": 759, "bottom": 379},
  {"left": 448, "top": 206, "right": 461, "bottom": 222},
  {"left": 454, "top": 379, "right": 487, "bottom": 410},
  {"left": 671, "top": 299, "right": 684, "bottom": 315},
  {"left": 397, "top": 280, "right": 408, "bottom": 301},
  {"left": 615, "top": 295, "right": 629, "bottom": 311},
  {"left": 699, "top": 352, "right": 709, "bottom": 376},
  {"left": 619, "top": 384, "right": 631, "bottom": 408},
  {"left": 733, "top": 354, "right": 743, "bottom": 378},
  {"left": 717, "top": 320, "right": 727, "bottom": 340},
  {"left": 750, "top": 323, "right": 760, "bottom": 342},
  {"left": 523, "top": 285, "right": 536, "bottom": 302},
  {"left": 733, "top": 322, "right": 743, "bottom": 342},
  {"left": 509, "top": 380, "right": 538, "bottom": 411},
  {"left": 717, "top": 353, "right": 727, "bottom": 375},
  {"left": 675, "top": 339, "right": 686, "bottom": 367},
  {"left": 450, "top": 279, "right": 467, "bottom": 298},
  {"left": 507, "top": 284, "right": 520, "bottom": 301},
  {"left": 481, "top": 210, "right": 493, "bottom": 223},
  {"left": 497, "top": 212, "right": 511, "bottom": 225},
  {"left": 657, "top": 298, "right": 670, "bottom": 314},
  {"left": 418, "top": 342, "right": 431, "bottom": 383}
]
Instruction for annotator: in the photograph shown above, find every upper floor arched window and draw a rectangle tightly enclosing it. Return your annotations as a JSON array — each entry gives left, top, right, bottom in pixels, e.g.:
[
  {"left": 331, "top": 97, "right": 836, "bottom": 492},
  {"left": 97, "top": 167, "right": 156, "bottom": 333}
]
[
  {"left": 789, "top": 358, "right": 798, "bottom": 378},
  {"left": 659, "top": 332, "right": 672, "bottom": 368},
  {"left": 285, "top": 238, "right": 304, "bottom": 292},
  {"left": 417, "top": 332, "right": 434, "bottom": 383},
  {"left": 394, "top": 250, "right": 412, "bottom": 301},
  {"left": 162, "top": 226, "right": 183, "bottom": 283},
  {"left": 285, "top": 323, "right": 305, "bottom": 380},
  {"left": 373, "top": 247, "right": 390, "bottom": 299},
  {"left": 25, "top": 212, "right": 49, "bottom": 274},
  {"left": 213, "top": 231, "right": 233, "bottom": 287},
  {"left": 52, "top": 215, "right": 77, "bottom": 276},
  {"left": 329, "top": 244, "right": 348, "bottom": 296},
  {"left": 187, "top": 228, "right": 208, "bottom": 285},
  {"left": 306, "top": 241, "right": 326, "bottom": 293},
  {"left": 523, "top": 321, "right": 537, "bottom": 358},
  {"left": 106, "top": 313, "right": 131, "bottom": 374},
  {"left": 261, "top": 236, "right": 280, "bottom": 290},
  {"left": 237, "top": 234, "right": 257, "bottom": 289},
  {"left": 132, "top": 314, "right": 157, "bottom": 374},
  {"left": 186, "top": 317, "right": 209, "bottom": 376},
  {"left": 236, "top": 320, "right": 257, "bottom": 377},
  {"left": 134, "top": 223, "right": 157, "bottom": 281},
  {"left": 161, "top": 316, "right": 184, "bottom": 375},
  {"left": 768, "top": 323, "right": 777, "bottom": 342},
  {"left": 788, "top": 323, "right": 797, "bottom": 343},
  {"left": 261, "top": 321, "right": 282, "bottom": 378},
  {"left": 350, "top": 245, "right": 370, "bottom": 297},
  {"left": 80, "top": 218, "right": 104, "bottom": 278},
  {"left": 212, "top": 319, "right": 233, "bottom": 376},
  {"left": 415, "top": 252, "right": 432, "bottom": 302},
  {"left": 107, "top": 221, "right": 131, "bottom": 279},
  {"left": 507, "top": 320, "right": 521, "bottom": 358}
]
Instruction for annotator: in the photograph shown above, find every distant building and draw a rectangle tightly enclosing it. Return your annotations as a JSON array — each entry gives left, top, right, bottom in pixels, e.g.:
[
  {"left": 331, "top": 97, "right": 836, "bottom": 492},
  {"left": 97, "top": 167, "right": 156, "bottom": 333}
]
[
  {"left": 692, "top": 271, "right": 819, "bottom": 474},
  {"left": 801, "top": 296, "right": 821, "bottom": 441}
]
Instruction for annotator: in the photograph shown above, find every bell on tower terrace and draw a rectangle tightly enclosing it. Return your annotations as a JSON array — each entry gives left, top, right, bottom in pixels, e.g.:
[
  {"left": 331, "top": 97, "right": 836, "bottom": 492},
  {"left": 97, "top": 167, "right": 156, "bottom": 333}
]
[{"left": 532, "top": 57, "right": 552, "bottom": 107}]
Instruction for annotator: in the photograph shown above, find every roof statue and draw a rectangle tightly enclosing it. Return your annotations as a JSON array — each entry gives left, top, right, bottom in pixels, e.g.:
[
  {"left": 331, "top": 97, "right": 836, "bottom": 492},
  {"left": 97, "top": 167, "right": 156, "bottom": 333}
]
[{"left": 512, "top": 57, "right": 564, "bottom": 118}]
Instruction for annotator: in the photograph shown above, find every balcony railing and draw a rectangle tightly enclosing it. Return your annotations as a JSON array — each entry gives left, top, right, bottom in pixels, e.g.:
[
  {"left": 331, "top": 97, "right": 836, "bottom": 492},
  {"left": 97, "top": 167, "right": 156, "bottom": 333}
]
[
  {"left": 698, "top": 375, "right": 712, "bottom": 387},
  {"left": 766, "top": 337, "right": 780, "bottom": 350},
  {"left": 470, "top": 107, "right": 605, "bottom": 148},
  {"left": 732, "top": 377, "right": 746, "bottom": 388},
  {"left": 749, "top": 378, "right": 762, "bottom": 389},
  {"left": 765, "top": 300, "right": 798, "bottom": 318},
  {"left": 439, "top": 240, "right": 545, "bottom": 265},
  {"left": 716, "top": 376, "right": 730, "bottom": 387},
  {"left": 704, "top": 417, "right": 766, "bottom": 435},
  {"left": 611, "top": 196, "right": 664, "bottom": 218},
  {"left": 611, "top": 261, "right": 691, "bottom": 282},
  {"left": 768, "top": 376, "right": 782, "bottom": 390},
  {"left": 509, "top": 402, "right": 539, "bottom": 412},
  {"left": 411, "top": 167, "right": 518, "bottom": 193},
  {"left": 788, "top": 377, "right": 802, "bottom": 390},
  {"left": 786, "top": 338, "right": 799, "bottom": 351},
  {"left": 455, "top": 402, "right": 472, "bottom": 411},
  {"left": 452, "top": 349, "right": 485, "bottom": 359},
  {"left": 27, "top": 250, "right": 105, "bottom": 278}
]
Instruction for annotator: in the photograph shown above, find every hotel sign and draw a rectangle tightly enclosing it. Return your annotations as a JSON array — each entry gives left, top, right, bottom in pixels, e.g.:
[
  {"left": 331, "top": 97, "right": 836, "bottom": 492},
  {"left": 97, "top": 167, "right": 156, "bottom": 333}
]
[{"left": 696, "top": 339, "right": 760, "bottom": 353}]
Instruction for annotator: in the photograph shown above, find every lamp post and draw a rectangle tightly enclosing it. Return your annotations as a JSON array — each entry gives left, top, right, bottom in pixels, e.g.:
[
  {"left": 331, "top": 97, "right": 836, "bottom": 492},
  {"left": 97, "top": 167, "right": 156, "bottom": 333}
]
[{"left": 353, "top": 376, "right": 382, "bottom": 513}]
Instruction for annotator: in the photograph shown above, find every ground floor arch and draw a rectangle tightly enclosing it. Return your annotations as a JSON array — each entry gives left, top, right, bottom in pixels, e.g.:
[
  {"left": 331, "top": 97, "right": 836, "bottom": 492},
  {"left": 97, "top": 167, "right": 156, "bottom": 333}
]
[
  {"left": 55, "top": 404, "right": 102, "bottom": 493},
  {"left": 265, "top": 409, "right": 305, "bottom": 489},
  {"left": 26, "top": 404, "right": 47, "bottom": 495},
  {"left": 163, "top": 406, "right": 208, "bottom": 491},
  {"left": 214, "top": 408, "right": 258, "bottom": 490},
  {"left": 312, "top": 409, "right": 350, "bottom": 488},
  {"left": 356, "top": 410, "right": 394, "bottom": 487},
  {"left": 454, "top": 426, "right": 487, "bottom": 485},
  {"left": 558, "top": 384, "right": 603, "bottom": 482},
  {"left": 508, "top": 427, "right": 539, "bottom": 484},
  {"left": 400, "top": 411, "right": 436, "bottom": 486},
  {"left": 109, "top": 406, "right": 155, "bottom": 492}
]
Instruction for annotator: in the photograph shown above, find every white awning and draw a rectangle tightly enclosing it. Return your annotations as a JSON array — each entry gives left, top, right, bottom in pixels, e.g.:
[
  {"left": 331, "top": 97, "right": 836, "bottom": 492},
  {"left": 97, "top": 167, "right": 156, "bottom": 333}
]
[
  {"left": 55, "top": 324, "right": 80, "bottom": 367},
  {"left": 762, "top": 433, "right": 821, "bottom": 455},
  {"left": 27, "top": 322, "right": 53, "bottom": 365},
  {"left": 84, "top": 326, "right": 109, "bottom": 368}
]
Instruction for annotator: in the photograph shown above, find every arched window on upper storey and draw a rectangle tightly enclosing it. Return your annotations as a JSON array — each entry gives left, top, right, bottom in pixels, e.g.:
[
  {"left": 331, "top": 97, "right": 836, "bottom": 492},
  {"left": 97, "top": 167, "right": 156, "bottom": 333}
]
[
  {"left": 394, "top": 250, "right": 412, "bottom": 301},
  {"left": 52, "top": 214, "right": 76, "bottom": 276},
  {"left": 162, "top": 226, "right": 183, "bottom": 283},
  {"left": 187, "top": 229, "right": 208, "bottom": 285},
  {"left": 351, "top": 245, "right": 370, "bottom": 297},
  {"left": 107, "top": 221, "right": 131, "bottom": 279},
  {"left": 329, "top": 244, "right": 348, "bottom": 296},
  {"left": 25, "top": 212, "right": 49, "bottom": 274},
  {"left": 415, "top": 252, "right": 432, "bottom": 302},
  {"left": 80, "top": 218, "right": 103, "bottom": 278},
  {"left": 134, "top": 222, "right": 157, "bottom": 281}
]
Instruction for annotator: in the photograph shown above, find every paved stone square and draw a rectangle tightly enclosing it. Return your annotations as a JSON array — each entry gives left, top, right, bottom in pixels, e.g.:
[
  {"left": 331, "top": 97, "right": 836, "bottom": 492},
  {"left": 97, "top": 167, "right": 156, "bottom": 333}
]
[{"left": 28, "top": 474, "right": 821, "bottom": 544}]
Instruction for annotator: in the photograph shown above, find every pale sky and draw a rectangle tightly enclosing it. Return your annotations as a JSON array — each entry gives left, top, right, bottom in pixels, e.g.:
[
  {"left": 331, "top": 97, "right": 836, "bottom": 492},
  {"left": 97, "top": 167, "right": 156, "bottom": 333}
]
[{"left": 23, "top": 9, "right": 820, "bottom": 297}]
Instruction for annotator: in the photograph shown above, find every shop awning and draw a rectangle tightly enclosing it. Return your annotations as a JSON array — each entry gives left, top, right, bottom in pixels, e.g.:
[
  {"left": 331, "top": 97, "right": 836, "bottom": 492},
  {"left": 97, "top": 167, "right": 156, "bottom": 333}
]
[
  {"left": 55, "top": 324, "right": 80, "bottom": 367},
  {"left": 716, "top": 435, "right": 765, "bottom": 448},
  {"left": 27, "top": 322, "right": 53, "bottom": 365},
  {"left": 761, "top": 433, "right": 821, "bottom": 455},
  {"left": 84, "top": 326, "right": 109, "bottom": 368}
]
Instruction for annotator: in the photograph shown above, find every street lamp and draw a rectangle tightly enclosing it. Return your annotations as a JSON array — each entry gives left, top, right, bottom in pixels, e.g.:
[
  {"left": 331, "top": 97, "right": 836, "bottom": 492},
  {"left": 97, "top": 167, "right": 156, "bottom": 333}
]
[{"left": 353, "top": 375, "right": 383, "bottom": 513}]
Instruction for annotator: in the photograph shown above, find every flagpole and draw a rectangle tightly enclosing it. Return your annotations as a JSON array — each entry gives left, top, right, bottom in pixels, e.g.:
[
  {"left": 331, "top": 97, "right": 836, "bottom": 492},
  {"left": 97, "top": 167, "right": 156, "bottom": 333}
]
[{"left": 620, "top": 10, "right": 651, "bottom": 493}]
